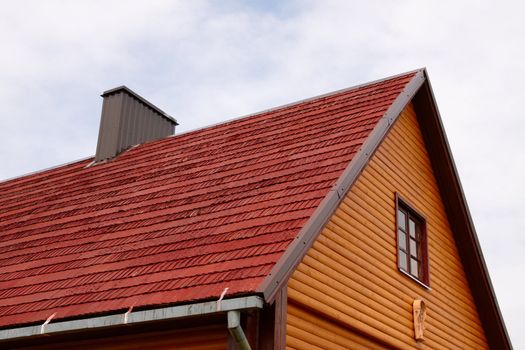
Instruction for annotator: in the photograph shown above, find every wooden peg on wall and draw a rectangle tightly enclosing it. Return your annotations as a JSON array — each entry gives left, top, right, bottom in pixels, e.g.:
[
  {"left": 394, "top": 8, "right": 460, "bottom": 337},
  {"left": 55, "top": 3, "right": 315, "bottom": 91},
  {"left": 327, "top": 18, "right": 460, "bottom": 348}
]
[{"left": 413, "top": 298, "right": 427, "bottom": 341}]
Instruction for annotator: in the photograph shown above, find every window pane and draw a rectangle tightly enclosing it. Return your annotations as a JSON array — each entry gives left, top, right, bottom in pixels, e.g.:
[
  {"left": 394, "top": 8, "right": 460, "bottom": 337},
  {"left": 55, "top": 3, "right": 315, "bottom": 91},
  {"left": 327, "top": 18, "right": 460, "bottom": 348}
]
[
  {"left": 409, "top": 219, "right": 416, "bottom": 238},
  {"left": 410, "top": 258, "right": 419, "bottom": 278},
  {"left": 398, "top": 210, "right": 406, "bottom": 230},
  {"left": 399, "top": 251, "right": 408, "bottom": 271},
  {"left": 410, "top": 239, "right": 417, "bottom": 257},
  {"left": 397, "top": 201, "right": 427, "bottom": 284},
  {"left": 398, "top": 230, "right": 407, "bottom": 250}
]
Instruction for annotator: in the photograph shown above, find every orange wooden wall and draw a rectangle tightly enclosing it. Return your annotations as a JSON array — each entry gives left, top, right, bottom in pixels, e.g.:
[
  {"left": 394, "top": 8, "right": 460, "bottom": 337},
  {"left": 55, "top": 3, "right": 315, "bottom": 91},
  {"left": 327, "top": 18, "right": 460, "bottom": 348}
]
[{"left": 286, "top": 102, "right": 489, "bottom": 349}]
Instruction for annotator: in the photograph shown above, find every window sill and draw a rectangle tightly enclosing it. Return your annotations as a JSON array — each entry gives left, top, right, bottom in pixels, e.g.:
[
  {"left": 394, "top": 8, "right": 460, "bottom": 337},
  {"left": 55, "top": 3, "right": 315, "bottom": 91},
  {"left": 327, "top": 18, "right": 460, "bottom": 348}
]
[{"left": 398, "top": 268, "right": 431, "bottom": 290}]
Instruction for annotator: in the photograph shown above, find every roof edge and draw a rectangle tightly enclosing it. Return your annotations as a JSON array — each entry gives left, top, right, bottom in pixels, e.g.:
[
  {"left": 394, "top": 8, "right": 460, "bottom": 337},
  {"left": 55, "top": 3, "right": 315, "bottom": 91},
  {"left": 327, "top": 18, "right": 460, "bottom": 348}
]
[
  {"left": 257, "top": 69, "right": 426, "bottom": 302},
  {"left": 413, "top": 70, "right": 513, "bottom": 349},
  {"left": 0, "top": 295, "right": 263, "bottom": 343},
  {"left": 1, "top": 69, "right": 423, "bottom": 185},
  {"left": 174, "top": 68, "right": 426, "bottom": 139},
  {"left": 0, "top": 156, "right": 93, "bottom": 185}
]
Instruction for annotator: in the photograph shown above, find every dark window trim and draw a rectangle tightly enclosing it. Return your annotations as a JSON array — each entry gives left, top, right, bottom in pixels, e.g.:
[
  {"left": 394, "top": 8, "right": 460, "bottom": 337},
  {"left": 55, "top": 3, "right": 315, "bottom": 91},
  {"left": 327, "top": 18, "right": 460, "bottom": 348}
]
[{"left": 395, "top": 193, "right": 430, "bottom": 289}]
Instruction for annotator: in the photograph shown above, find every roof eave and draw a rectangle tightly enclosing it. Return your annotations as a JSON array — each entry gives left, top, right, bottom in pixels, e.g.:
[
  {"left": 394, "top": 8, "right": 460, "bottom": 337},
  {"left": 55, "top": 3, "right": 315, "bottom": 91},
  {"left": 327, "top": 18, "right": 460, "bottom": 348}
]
[{"left": 0, "top": 295, "right": 263, "bottom": 343}]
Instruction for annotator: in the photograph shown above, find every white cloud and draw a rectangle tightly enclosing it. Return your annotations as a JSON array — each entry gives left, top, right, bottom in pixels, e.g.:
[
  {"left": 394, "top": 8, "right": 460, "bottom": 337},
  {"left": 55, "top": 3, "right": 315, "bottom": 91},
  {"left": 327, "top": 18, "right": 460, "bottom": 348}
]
[{"left": 0, "top": 0, "right": 523, "bottom": 346}]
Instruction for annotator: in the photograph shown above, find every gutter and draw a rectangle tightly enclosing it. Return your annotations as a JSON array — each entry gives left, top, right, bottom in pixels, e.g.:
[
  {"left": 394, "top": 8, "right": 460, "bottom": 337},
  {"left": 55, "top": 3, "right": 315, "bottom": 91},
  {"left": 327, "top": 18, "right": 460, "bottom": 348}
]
[{"left": 0, "top": 295, "right": 263, "bottom": 345}]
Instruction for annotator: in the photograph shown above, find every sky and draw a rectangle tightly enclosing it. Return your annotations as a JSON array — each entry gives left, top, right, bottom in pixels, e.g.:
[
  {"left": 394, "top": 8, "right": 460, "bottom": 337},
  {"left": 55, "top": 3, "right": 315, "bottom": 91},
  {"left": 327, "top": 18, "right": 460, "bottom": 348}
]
[{"left": 0, "top": 0, "right": 523, "bottom": 346}]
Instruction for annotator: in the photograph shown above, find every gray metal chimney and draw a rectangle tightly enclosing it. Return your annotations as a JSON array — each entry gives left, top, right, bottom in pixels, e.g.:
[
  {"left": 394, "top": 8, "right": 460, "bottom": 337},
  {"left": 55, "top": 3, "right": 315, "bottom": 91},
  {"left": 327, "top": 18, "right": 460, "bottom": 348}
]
[{"left": 95, "top": 86, "right": 178, "bottom": 163}]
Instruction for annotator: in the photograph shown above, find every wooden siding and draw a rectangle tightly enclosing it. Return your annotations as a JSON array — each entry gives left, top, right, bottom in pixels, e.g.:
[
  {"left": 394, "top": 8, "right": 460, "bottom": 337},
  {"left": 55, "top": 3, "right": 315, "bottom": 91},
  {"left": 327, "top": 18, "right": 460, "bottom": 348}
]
[
  {"left": 286, "top": 103, "right": 489, "bottom": 349},
  {"left": 12, "top": 323, "right": 228, "bottom": 350}
]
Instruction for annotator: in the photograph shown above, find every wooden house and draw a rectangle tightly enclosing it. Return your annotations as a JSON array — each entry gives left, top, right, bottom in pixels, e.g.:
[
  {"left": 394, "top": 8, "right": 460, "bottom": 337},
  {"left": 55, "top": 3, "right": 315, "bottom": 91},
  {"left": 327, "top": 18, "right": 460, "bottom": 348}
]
[{"left": 0, "top": 69, "right": 512, "bottom": 349}]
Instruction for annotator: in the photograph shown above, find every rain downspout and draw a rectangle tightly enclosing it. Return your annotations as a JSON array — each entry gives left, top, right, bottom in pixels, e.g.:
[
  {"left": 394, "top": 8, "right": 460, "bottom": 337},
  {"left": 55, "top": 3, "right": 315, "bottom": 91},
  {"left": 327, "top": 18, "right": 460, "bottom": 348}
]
[{"left": 227, "top": 310, "right": 251, "bottom": 350}]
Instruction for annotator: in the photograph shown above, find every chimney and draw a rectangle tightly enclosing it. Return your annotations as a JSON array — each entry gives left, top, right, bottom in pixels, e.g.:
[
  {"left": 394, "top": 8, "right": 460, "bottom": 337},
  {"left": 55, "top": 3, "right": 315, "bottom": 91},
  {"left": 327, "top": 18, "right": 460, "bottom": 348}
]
[{"left": 95, "top": 86, "right": 178, "bottom": 163}]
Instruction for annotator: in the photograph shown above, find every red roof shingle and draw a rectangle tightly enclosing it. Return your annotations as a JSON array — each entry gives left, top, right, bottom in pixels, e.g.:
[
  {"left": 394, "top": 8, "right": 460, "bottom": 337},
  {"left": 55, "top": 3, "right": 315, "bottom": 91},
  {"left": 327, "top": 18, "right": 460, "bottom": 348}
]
[{"left": 0, "top": 71, "right": 417, "bottom": 328}]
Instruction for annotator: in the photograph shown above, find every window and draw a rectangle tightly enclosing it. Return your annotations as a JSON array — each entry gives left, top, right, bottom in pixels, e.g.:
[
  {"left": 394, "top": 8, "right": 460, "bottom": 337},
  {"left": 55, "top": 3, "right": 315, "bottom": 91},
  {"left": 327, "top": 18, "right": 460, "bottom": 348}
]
[{"left": 396, "top": 195, "right": 429, "bottom": 286}]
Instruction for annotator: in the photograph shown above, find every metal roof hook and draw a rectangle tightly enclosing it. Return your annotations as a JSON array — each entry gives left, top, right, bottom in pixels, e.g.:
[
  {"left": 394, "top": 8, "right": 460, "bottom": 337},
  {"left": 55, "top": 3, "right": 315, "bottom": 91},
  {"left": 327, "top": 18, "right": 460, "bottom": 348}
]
[
  {"left": 40, "top": 313, "right": 56, "bottom": 335},
  {"left": 216, "top": 287, "right": 229, "bottom": 311},
  {"left": 123, "top": 305, "right": 134, "bottom": 325}
]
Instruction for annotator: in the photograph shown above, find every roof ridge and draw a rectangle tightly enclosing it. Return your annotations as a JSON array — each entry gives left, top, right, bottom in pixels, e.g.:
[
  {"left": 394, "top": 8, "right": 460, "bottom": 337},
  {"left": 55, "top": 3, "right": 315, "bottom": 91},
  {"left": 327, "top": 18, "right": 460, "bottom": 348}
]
[
  {"left": 0, "top": 156, "right": 93, "bottom": 186},
  {"left": 173, "top": 68, "right": 425, "bottom": 140},
  {"left": 0, "top": 68, "right": 423, "bottom": 187}
]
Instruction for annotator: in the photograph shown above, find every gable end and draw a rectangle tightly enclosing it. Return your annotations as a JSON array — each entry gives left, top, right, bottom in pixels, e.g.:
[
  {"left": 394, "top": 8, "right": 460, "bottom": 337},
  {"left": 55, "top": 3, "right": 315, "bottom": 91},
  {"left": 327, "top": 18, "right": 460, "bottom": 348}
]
[{"left": 259, "top": 69, "right": 512, "bottom": 350}]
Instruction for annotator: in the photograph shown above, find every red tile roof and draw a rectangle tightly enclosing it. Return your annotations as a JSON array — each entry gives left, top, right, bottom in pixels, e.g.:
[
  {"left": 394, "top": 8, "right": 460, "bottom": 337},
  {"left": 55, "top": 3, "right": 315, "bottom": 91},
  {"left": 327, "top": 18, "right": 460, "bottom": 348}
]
[{"left": 0, "top": 71, "right": 417, "bottom": 328}]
